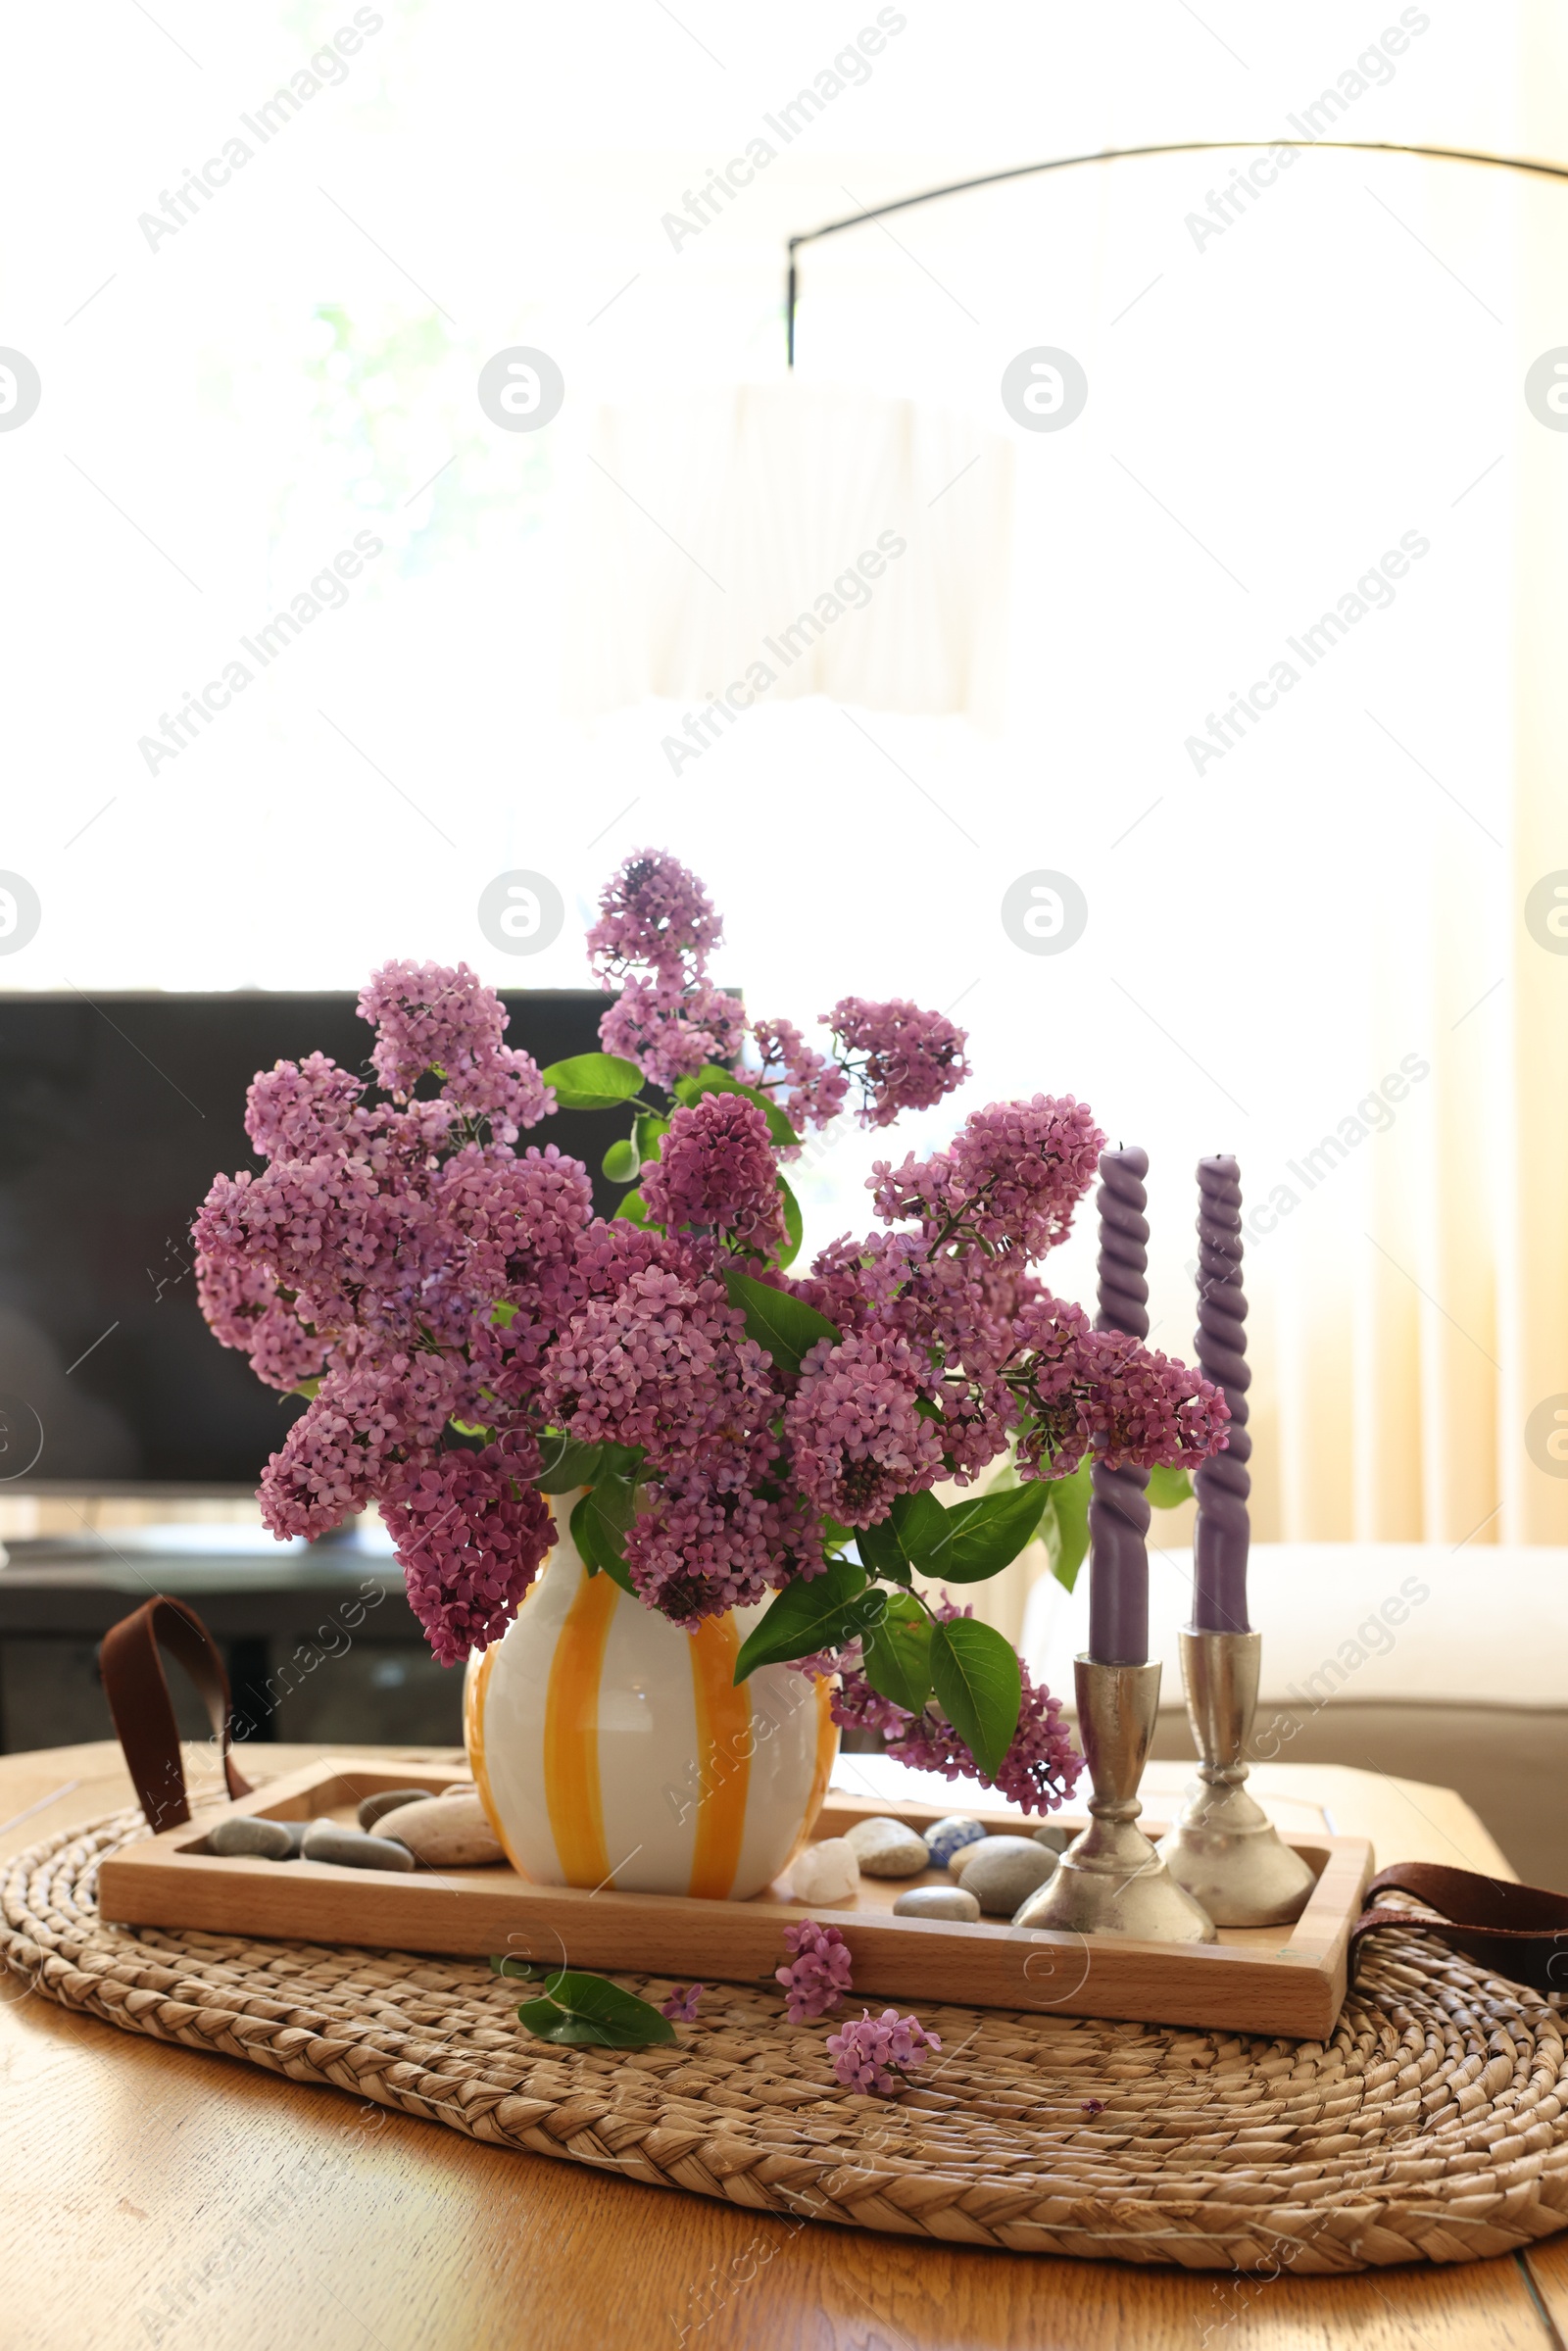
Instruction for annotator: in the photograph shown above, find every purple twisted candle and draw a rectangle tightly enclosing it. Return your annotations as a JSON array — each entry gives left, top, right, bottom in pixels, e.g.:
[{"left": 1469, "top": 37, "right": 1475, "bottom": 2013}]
[
  {"left": 1192, "top": 1154, "right": 1250, "bottom": 1634},
  {"left": 1088, "top": 1146, "right": 1152, "bottom": 1665}
]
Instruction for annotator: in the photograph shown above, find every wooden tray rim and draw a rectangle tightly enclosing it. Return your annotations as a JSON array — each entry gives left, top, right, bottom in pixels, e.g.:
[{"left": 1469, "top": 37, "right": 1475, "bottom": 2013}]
[{"left": 97, "top": 1757, "right": 1374, "bottom": 2038}]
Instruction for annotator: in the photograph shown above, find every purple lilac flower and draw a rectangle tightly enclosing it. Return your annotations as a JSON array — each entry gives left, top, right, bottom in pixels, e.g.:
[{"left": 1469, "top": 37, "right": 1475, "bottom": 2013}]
[
  {"left": 776, "top": 1920, "right": 855, "bottom": 2022},
  {"left": 544, "top": 1265, "right": 769, "bottom": 1471},
  {"left": 640, "top": 1091, "right": 784, "bottom": 1253},
  {"left": 624, "top": 1467, "right": 823, "bottom": 1624},
  {"left": 587, "top": 849, "right": 723, "bottom": 982},
  {"left": 828, "top": 997, "right": 970, "bottom": 1127},
  {"left": 661, "top": 1983, "right": 705, "bottom": 2023},
  {"left": 357, "top": 961, "right": 551, "bottom": 1142},
  {"left": 599, "top": 971, "right": 747, "bottom": 1090},
  {"left": 871, "top": 1095, "right": 1104, "bottom": 1257},
  {"left": 245, "top": 1053, "right": 366, "bottom": 1161},
  {"left": 194, "top": 1253, "right": 327, "bottom": 1394},
  {"left": 825, "top": 2008, "right": 941, "bottom": 2096},
  {"left": 1011, "top": 1299, "right": 1229, "bottom": 1478},
  {"left": 380, "top": 1445, "right": 556, "bottom": 1667},
  {"left": 784, "top": 1331, "right": 946, "bottom": 1527},
  {"left": 752, "top": 1017, "right": 850, "bottom": 1136}
]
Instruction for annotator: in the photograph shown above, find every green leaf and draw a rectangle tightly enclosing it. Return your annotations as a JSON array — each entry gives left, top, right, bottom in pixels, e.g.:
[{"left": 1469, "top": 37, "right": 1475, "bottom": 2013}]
[
  {"left": 514, "top": 1969, "right": 677, "bottom": 2048},
  {"left": 289, "top": 1376, "right": 321, "bottom": 1399},
  {"left": 1042, "top": 1462, "right": 1092, "bottom": 1593},
  {"left": 1147, "top": 1464, "right": 1194, "bottom": 1511},
  {"left": 489, "top": 1953, "right": 543, "bottom": 1981},
  {"left": 719, "top": 1266, "right": 840, "bottom": 1380},
  {"left": 858, "top": 1490, "right": 949, "bottom": 1580},
  {"left": 602, "top": 1136, "right": 640, "bottom": 1184},
  {"left": 775, "top": 1175, "right": 803, "bottom": 1269},
  {"left": 921, "top": 1485, "right": 1050, "bottom": 1584},
  {"left": 861, "top": 1593, "right": 933, "bottom": 1714},
  {"left": 539, "top": 1053, "right": 644, "bottom": 1111},
  {"left": 930, "top": 1618, "right": 1022, "bottom": 1780},
  {"left": 634, "top": 1111, "right": 669, "bottom": 1162},
  {"left": 672, "top": 1063, "right": 801, "bottom": 1150},
  {"left": 489, "top": 1299, "right": 518, "bottom": 1329},
  {"left": 732, "top": 1557, "right": 880, "bottom": 1682},
  {"left": 449, "top": 1417, "right": 497, "bottom": 1442},
  {"left": 570, "top": 1478, "right": 636, "bottom": 1594},
  {"left": 534, "top": 1435, "right": 603, "bottom": 1494},
  {"left": 613, "top": 1189, "right": 651, "bottom": 1226}
]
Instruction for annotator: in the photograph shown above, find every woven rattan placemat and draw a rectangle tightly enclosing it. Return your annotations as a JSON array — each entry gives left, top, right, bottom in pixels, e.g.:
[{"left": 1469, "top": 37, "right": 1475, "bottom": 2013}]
[{"left": 7, "top": 1810, "right": 1568, "bottom": 2271}]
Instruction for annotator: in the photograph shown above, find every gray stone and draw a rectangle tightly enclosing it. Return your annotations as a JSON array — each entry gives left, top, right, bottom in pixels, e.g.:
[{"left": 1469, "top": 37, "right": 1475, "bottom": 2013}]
[
  {"left": 378, "top": 1793, "right": 504, "bottom": 1868},
  {"left": 301, "top": 1823, "right": 416, "bottom": 1873},
  {"left": 358, "top": 1788, "right": 431, "bottom": 1833},
  {"left": 957, "top": 1835, "right": 1058, "bottom": 1916},
  {"left": 843, "top": 1817, "right": 929, "bottom": 1879},
  {"left": 893, "top": 1885, "right": 982, "bottom": 1923},
  {"left": 924, "top": 1814, "right": 987, "bottom": 1870},
  {"left": 209, "top": 1814, "right": 292, "bottom": 1861},
  {"left": 1034, "top": 1823, "right": 1074, "bottom": 1854}
]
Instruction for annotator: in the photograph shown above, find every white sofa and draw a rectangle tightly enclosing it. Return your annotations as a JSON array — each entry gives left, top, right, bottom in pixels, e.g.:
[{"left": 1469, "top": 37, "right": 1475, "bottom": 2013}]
[{"left": 1021, "top": 1544, "right": 1568, "bottom": 1888}]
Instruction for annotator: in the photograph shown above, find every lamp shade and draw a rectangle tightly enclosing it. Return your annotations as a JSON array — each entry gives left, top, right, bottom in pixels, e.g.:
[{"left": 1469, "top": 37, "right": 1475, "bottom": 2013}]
[{"left": 563, "top": 381, "right": 1012, "bottom": 727}]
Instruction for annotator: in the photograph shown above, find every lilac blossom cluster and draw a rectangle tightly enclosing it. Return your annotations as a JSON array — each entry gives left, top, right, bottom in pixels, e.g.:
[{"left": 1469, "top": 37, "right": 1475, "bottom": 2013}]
[
  {"left": 826, "top": 2008, "right": 942, "bottom": 2096},
  {"left": 775, "top": 1920, "right": 855, "bottom": 2023},
  {"left": 193, "top": 849, "right": 1229, "bottom": 1809},
  {"left": 588, "top": 847, "right": 967, "bottom": 1133}
]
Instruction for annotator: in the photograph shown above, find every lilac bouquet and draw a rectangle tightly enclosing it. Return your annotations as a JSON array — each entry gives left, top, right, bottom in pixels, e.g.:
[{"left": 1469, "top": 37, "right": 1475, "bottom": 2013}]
[{"left": 194, "top": 851, "right": 1228, "bottom": 1805}]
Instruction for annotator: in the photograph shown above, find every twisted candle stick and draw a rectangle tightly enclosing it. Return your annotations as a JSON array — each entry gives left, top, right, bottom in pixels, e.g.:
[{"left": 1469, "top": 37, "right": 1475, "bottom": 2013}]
[
  {"left": 1193, "top": 1155, "right": 1250, "bottom": 1634},
  {"left": 1089, "top": 1148, "right": 1152, "bottom": 1665}
]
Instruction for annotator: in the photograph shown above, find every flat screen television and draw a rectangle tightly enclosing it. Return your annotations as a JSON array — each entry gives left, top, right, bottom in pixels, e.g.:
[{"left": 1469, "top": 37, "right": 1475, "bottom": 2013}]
[{"left": 0, "top": 991, "right": 616, "bottom": 1491}]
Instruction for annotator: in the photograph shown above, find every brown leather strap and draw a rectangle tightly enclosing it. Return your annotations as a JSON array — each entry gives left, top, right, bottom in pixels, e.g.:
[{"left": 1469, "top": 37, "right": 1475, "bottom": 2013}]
[
  {"left": 98, "top": 1596, "right": 252, "bottom": 1832},
  {"left": 1350, "top": 1861, "right": 1568, "bottom": 1994}
]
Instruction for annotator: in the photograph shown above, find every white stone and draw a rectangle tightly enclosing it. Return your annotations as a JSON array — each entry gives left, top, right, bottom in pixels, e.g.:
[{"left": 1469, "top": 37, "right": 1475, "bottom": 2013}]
[
  {"left": 788, "top": 1837, "right": 860, "bottom": 1906},
  {"left": 377, "top": 1793, "right": 505, "bottom": 1868},
  {"left": 893, "top": 1885, "right": 981, "bottom": 1923},
  {"left": 844, "top": 1817, "right": 930, "bottom": 1879}
]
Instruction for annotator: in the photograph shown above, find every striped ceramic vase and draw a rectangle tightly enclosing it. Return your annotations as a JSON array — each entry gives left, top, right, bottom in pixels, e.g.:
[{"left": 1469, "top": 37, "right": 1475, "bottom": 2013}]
[{"left": 464, "top": 1495, "right": 839, "bottom": 1900}]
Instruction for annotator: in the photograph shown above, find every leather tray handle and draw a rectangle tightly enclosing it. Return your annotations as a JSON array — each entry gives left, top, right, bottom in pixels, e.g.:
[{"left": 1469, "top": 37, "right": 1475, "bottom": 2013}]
[
  {"left": 98, "top": 1595, "right": 252, "bottom": 1832},
  {"left": 1350, "top": 1861, "right": 1568, "bottom": 1995}
]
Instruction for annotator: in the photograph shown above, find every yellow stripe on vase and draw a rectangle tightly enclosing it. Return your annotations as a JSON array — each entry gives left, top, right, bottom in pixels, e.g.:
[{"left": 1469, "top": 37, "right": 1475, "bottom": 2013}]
[
  {"left": 686, "top": 1613, "right": 752, "bottom": 1900},
  {"left": 542, "top": 1563, "right": 618, "bottom": 1887}
]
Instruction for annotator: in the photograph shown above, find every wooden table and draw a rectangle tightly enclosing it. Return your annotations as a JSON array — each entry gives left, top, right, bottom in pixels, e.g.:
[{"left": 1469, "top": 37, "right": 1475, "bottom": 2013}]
[{"left": 4, "top": 1741, "right": 1565, "bottom": 2351}]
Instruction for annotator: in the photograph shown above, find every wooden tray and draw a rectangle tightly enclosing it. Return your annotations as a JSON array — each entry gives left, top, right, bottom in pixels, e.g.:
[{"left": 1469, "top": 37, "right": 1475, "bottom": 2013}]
[{"left": 98, "top": 1757, "right": 1373, "bottom": 2038}]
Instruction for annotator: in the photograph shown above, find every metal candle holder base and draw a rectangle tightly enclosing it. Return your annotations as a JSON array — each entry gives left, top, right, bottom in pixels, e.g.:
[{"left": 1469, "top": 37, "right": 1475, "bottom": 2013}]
[
  {"left": 1014, "top": 1658, "right": 1215, "bottom": 1943},
  {"left": 1157, "top": 1630, "right": 1316, "bottom": 1928}
]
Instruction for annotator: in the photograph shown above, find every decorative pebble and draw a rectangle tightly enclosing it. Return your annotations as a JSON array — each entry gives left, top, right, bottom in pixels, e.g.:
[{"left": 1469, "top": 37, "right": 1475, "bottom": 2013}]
[
  {"left": 1034, "top": 1823, "right": 1074, "bottom": 1854},
  {"left": 893, "top": 1885, "right": 982, "bottom": 1923},
  {"left": 377, "top": 1793, "right": 504, "bottom": 1869},
  {"left": 959, "top": 1836, "right": 1058, "bottom": 1916},
  {"left": 788, "top": 1837, "right": 860, "bottom": 1906},
  {"left": 209, "top": 1815, "right": 292, "bottom": 1861},
  {"left": 843, "top": 1817, "right": 929, "bottom": 1879},
  {"left": 925, "top": 1814, "right": 987, "bottom": 1870},
  {"left": 358, "top": 1788, "right": 432, "bottom": 1833},
  {"left": 300, "top": 1823, "right": 416, "bottom": 1873}
]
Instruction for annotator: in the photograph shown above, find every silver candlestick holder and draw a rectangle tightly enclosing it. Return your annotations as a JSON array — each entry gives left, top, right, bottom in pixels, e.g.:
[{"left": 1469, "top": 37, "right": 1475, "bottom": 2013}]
[
  {"left": 1013, "top": 1657, "right": 1215, "bottom": 1942},
  {"left": 1157, "top": 1629, "right": 1316, "bottom": 1927}
]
